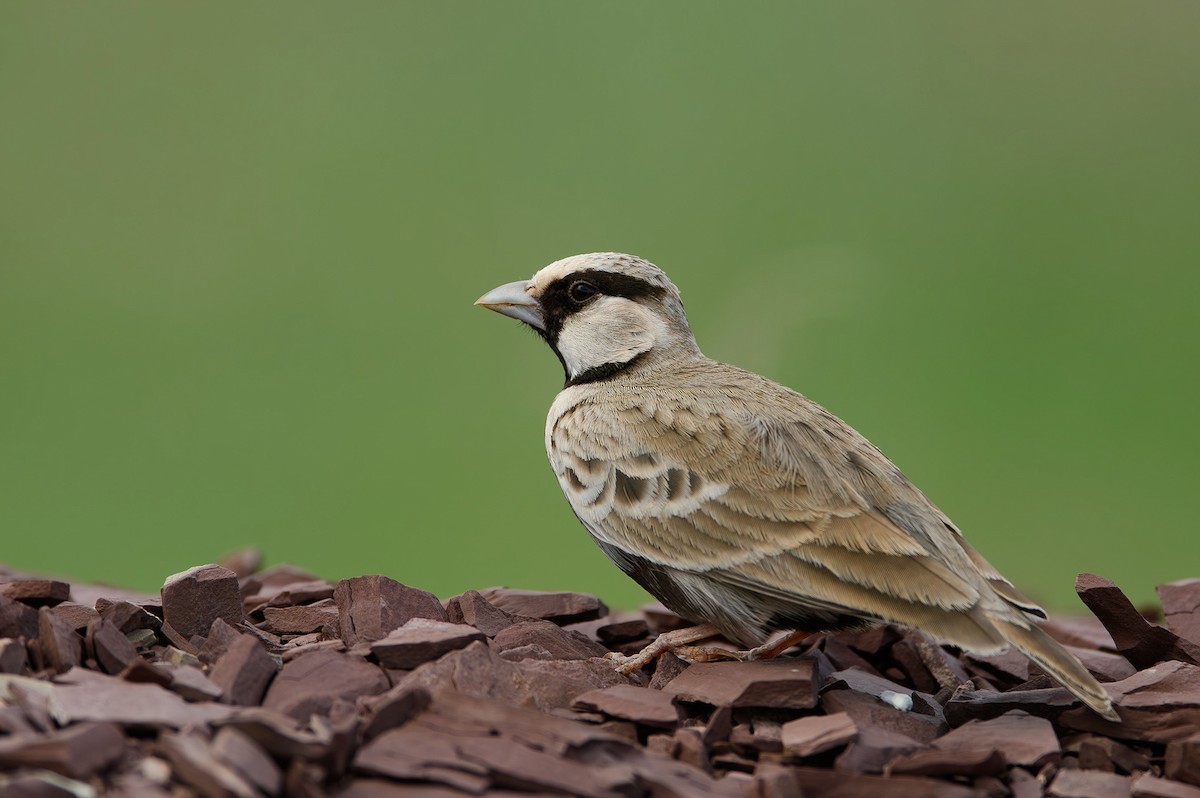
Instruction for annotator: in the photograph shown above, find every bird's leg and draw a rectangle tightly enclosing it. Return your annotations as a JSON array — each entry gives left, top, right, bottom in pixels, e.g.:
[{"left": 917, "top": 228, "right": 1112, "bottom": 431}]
[
  {"left": 745, "top": 629, "right": 812, "bottom": 661},
  {"left": 911, "top": 632, "right": 963, "bottom": 690},
  {"left": 605, "top": 623, "right": 732, "bottom": 675}
]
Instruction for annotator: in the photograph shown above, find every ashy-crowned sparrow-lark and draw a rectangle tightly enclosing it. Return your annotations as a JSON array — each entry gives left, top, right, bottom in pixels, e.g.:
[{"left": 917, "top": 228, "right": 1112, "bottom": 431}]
[{"left": 477, "top": 252, "right": 1117, "bottom": 721}]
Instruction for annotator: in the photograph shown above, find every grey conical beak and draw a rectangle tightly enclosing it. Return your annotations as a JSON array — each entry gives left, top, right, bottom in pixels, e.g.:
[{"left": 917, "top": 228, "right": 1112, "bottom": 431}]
[{"left": 475, "top": 280, "right": 545, "bottom": 331}]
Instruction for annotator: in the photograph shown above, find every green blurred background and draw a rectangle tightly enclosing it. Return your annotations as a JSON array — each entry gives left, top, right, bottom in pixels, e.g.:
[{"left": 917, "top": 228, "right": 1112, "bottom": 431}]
[{"left": 2, "top": 3, "right": 1197, "bottom": 612}]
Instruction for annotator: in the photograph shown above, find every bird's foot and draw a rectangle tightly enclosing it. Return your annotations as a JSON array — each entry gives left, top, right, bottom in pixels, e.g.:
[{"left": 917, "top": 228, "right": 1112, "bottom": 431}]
[
  {"left": 744, "top": 629, "right": 813, "bottom": 661},
  {"left": 605, "top": 623, "right": 725, "bottom": 675}
]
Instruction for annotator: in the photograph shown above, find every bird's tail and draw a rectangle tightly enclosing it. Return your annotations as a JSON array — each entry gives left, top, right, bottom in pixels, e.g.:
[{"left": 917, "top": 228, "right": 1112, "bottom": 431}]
[{"left": 991, "top": 616, "right": 1119, "bottom": 722}]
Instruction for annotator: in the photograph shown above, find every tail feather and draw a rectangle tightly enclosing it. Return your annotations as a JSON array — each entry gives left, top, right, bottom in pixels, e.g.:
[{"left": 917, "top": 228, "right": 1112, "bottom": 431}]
[{"left": 992, "top": 616, "right": 1119, "bottom": 722}]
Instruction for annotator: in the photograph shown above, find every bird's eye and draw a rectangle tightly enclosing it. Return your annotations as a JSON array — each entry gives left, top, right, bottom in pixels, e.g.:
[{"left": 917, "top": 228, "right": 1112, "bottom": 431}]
[{"left": 568, "top": 281, "right": 599, "bottom": 303}]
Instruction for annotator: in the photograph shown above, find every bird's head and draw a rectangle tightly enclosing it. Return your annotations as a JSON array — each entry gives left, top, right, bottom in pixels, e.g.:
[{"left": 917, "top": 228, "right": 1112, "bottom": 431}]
[{"left": 476, "top": 252, "right": 700, "bottom": 387}]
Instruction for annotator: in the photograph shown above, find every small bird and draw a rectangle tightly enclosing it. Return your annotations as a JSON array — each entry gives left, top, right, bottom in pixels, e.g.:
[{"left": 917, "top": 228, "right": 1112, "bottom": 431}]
[{"left": 476, "top": 252, "right": 1117, "bottom": 721}]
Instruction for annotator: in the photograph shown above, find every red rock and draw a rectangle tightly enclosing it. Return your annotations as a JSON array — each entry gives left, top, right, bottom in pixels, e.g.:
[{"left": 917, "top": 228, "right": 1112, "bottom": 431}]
[
  {"left": 218, "top": 547, "right": 262, "bottom": 579},
  {"left": 86, "top": 617, "right": 140, "bottom": 674},
  {"left": 48, "top": 672, "right": 236, "bottom": 727},
  {"left": 0, "top": 579, "right": 70, "bottom": 607},
  {"left": 261, "top": 648, "right": 389, "bottom": 721},
  {"left": 261, "top": 605, "right": 340, "bottom": 635},
  {"left": 0, "top": 594, "right": 39, "bottom": 639},
  {"left": 213, "top": 708, "right": 330, "bottom": 761},
  {"left": 479, "top": 587, "right": 606, "bottom": 625},
  {"left": 208, "top": 634, "right": 279, "bottom": 706},
  {"left": 649, "top": 651, "right": 689, "bottom": 689},
  {"left": 49, "top": 602, "right": 99, "bottom": 630},
  {"left": 822, "top": 688, "right": 946, "bottom": 744},
  {"left": 1048, "top": 769, "right": 1132, "bottom": 798},
  {"left": 361, "top": 685, "right": 432, "bottom": 741},
  {"left": 159, "top": 730, "right": 259, "bottom": 798},
  {"left": 38, "top": 606, "right": 82, "bottom": 673},
  {"left": 369, "top": 618, "right": 485, "bottom": 669},
  {"left": 514, "top": 657, "right": 630, "bottom": 710},
  {"left": 0, "top": 722, "right": 126, "bottom": 778},
  {"left": 0, "top": 637, "right": 27, "bottom": 674},
  {"left": 889, "top": 745, "right": 1006, "bottom": 778},
  {"left": 1133, "top": 773, "right": 1200, "bottom": 798},
  {"left": 790, "top": 766, "right": 978, "bottom": 797},
  {"left": 168, "top": 664, "right": 224, "bottom": 702},
  {"left": 663, "top": 659, "right": 819, "bottom": 710},
  {"left": 211, "top": 726, "right": 283, "bottom": 796},
  {"left": 334, "top": 575, "right": 447, "bottom": 645},
  {"left": 835, "top": 725, "right": 926, "bottom": 774},
  {"left": 396, "top": 640, "right": 537, "bottom": 708},
  {"left": 781, "top": 712, "right": 858, "bottom": 758},
  {"left": 1167, "top": 731, "right": 1200, "bottom": 787},
  {"left": 160, "top": 564, "right": 245, "bottom": 639},
  {"left": 1076, "top": 573, "right": 1200, "bottom": 669},
  {"left": 1077, "top": 735, "right": 1152, "bottom": 774},
  {"left": 492, "top": 619, "right": 609, "bottom": 661},
  {"left": 1061, "top": 661, "right": 1200, "bottom": 742},
  {"left": 1160, "top": 580, "right": 1200, "bottom": 646},
  {"left": 100, "top": 600, "right": 162, "bottom": 634},
  {"left": 573, "top": 683, "right": 679, "bottom": 728},
  {"left": 444, "top": 589, "right": 528, "bottom": 637}
]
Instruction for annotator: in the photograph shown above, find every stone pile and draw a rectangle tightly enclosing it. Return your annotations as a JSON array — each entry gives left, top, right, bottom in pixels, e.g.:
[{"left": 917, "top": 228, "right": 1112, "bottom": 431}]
[{"left": 2, "top": 557, "right": 1200, "bottom": 797}]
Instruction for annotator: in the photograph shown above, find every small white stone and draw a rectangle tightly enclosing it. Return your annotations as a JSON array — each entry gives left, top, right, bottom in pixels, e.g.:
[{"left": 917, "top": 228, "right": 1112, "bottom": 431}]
[{"left": 880, "top": 689, "right": 913, "bottom": 711}]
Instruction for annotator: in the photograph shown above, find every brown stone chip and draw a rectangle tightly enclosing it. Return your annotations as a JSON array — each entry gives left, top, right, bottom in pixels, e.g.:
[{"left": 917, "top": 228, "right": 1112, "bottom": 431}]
[
  {"left": 787, "top": 765, "right": 978, "bottom": 797},
  {"left": 492, "top": 619, "right": 609, "bottom": 661},
  {"left": 48, "top": 670, "right": 236, "bottom": 727},
  {"left": 100, "top": 600, "right": 162, "bottom": 634},
  {"left": 261, "top": 648, "right": 389, "bottom": 721},
  {"left": 479, "top": 587, "right": 606, "bottom": 625},
  {"left": 1048, "top": 769, "right": 1132, "bottom": 798},
  {"left": 159, "top": 730, "right": 259, "bottom": 798},
  {"left": 49, "top": 602, "right": 99, "bottom": 631},
  {"left": 1078, "top": 735, "right": 1152, "bottom": 774},
  {"left": 370, "top": 618, "right": 485, "bottom": 669},
  {"left": 1076, "top": 573, "right": 1200, "bottom": 669},
  {"left": 169, "top": 664, "right": 224, "bottom": 702},
  {"left": 1132, "top": 773, "right": 1200, "bottom": 798},
  {"left": 211, "top": 726, "right": 283, "bottom": 796},
  {"left": 209, "top": 633, "right": 279, "bottom": 706},
  {"left": 572, "top": 683, "right": 680, "bottom": 728},
  {"left": 335, "top": 575, "right": 447, "bottom": 645},
  {"left": 0, "top": 594, "right": 39, "bottom": 639},
  {"left": 515, "top": 657, "right": 630, "bottom": 710},
  {"left": 663, "top": 658, "right": 819, "bottom": 709},
  {"left": 781, "top": 711, "right": 858, "bottom": 758},
  {"left": 1061, "top": 660, "right": 1200, "bottom": 742},
  {"left": 822, "top": 687, "right": 946, "bottom": 744},
  {"left": 1167, "top": 731, "right": 1200, "bottom": 787},
  {"left": 0, "top": 637, "right": 28, "bottom": 674},
  {"left": 261, "top": 604, "right": 340, "bottom": 635},
  {"left": 161, "top": 564, "right": 245, "bottom": 639},
  {"left": 1160, "top": 579, "right": 1200, "bottom": 646},
  {"left": 444, "top": 589, "right": 528, "bottom": 637},
  {"left": 835, "top": 725, "right": 927, "bottom": 774},
  {"left": 86, "top": 617, "right": 140, "bottom": 674},
  {"left": 38, "top": 606, "right": 82, "bottom": 673},
  {"left": 0, "top": 721, "right": 126, "bottom": 778},
  {"left": 0, "top": 579, "right": 70, "bottom": 607}
]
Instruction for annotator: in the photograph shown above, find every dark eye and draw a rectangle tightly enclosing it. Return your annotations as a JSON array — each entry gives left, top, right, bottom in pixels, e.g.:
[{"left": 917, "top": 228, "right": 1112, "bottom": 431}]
[{"left": 568, "top": 281, "right": 599, "bottom": 303}]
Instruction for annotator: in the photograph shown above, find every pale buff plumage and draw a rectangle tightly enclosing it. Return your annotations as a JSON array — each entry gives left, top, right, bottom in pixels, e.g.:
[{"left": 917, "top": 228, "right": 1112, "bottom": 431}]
[{"left": 477, "top": 252, "right": 1118, "bottom": 721}]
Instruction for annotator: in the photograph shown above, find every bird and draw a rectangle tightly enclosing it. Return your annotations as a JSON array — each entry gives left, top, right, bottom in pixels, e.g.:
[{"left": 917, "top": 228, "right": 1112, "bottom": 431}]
[{"left": 475, "top": 252, "right": 1118, "bottom": 721}]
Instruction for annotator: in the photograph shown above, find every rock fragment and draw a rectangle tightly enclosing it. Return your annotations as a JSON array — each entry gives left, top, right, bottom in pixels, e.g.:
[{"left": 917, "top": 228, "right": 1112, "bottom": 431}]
[
  {"left": 161, "top": 564, "right": 245, "bottom": 639},
  {"left": 334, "top": 575, "right": 447, "bottom": 645}
]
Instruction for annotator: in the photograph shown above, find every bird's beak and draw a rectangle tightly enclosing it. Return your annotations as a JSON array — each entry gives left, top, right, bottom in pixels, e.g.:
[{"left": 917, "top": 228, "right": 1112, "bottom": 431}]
[{"left": 475, "top": 280, "right": 545, "bottom": 331}]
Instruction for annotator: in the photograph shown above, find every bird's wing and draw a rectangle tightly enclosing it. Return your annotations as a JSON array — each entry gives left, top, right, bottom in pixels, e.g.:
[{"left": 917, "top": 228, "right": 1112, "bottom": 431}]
[{"left": 548, "top": 369, "right": 1023, "bottom": 642}]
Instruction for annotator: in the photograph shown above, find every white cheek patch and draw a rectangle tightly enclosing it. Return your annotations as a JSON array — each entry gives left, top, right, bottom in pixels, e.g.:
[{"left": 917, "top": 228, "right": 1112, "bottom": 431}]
[{"left": 556, "top": 298, "right": 666, "bottom": 379}]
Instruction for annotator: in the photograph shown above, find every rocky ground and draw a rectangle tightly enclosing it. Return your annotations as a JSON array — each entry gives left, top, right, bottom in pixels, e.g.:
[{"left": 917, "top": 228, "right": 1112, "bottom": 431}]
[{"left": 2, "top": 554, "right": 1200, "bottom": 797}]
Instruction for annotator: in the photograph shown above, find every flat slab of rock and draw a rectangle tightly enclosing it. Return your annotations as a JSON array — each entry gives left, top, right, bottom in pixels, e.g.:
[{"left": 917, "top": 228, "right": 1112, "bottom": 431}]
[
  {"left": 1077, "top": 573, "right": 1200, "bottom": 669},
  {"left": 663, "top": 658, "right": 819, "bottom": 709},
  {"left": 479, "top": 587, "right": 606, "bottom": 624},
  {"left": 444, "top": 589, "right": 527, "bottom": 637},
  {"left": 161, "top": 564, "right": 245, "bottom": 639},
  {"left": 261, "top": 648, "right": 389, "bottom": 721},
  {"left": 370, "top": 618, "right": 484, "bottom": 669},
  {"left": 1159, "top": 579, "right": 1200, "bottom": 646},
  {"left": 782, "top": 711, "right": 858, "bottom": 758},
  {"left": 573, "top": 683, "right": 679, "bottom": 728},
  {"left": 261, "top": 605, "right": 339, "bottom": 635},
  {"left": 0, "top": 579, "right": 70, "bottom": 607},
  {"left": 1049, "top": 768, "right": 1132, "bottom": 798},
  {"left": 335, "top": 575, "right": 447, "bottom": 645},
  {"left": 209, "top": 633, "right": 279, "bottom": 706},
  {"left": 0, "top": 722, "right": 126, "bottom": 778},
  {"left": 491, "top": 619, "right": 608, "bottom": 661}
]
